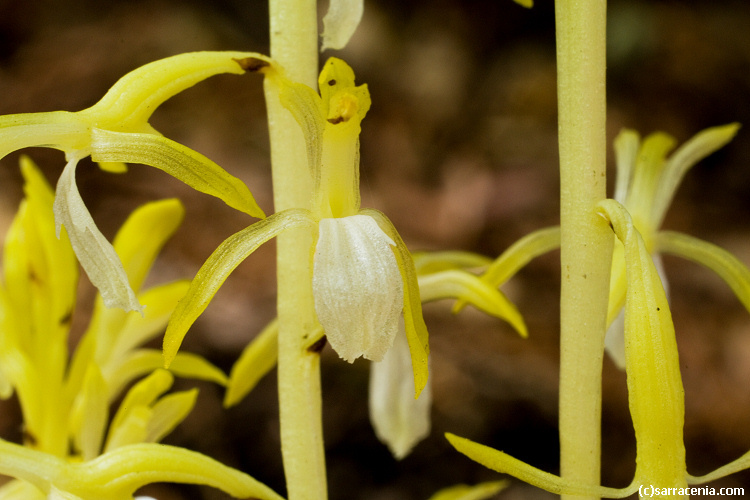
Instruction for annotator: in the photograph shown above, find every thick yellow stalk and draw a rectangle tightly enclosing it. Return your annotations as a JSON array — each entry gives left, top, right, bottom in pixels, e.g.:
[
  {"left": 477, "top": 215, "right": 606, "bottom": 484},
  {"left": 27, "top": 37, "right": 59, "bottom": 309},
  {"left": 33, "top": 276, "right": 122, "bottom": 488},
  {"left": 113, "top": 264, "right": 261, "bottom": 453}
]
[
  {"left": 555, "top": 1, "right": 611, "bottom": 499},
  {"left": 265, "top": 1, "right": 326, "bottom": 499}
]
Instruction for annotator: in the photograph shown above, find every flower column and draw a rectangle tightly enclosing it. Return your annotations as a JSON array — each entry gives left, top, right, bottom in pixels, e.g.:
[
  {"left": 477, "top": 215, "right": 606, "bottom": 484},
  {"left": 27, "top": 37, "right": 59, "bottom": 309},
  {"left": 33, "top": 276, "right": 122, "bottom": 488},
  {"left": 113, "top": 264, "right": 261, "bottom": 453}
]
[
  {"left": 556, "top": 1, "right": 611, "bottom": 499},
  {"left": 264, "top": 1, "right": 327, "bottom": 499}
]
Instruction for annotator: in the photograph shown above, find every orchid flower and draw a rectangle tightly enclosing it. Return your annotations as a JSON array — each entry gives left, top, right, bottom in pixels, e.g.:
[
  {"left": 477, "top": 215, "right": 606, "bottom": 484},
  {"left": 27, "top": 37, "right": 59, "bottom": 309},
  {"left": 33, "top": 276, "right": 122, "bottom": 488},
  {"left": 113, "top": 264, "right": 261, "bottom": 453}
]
[
  {"left": 0, "top": 157, "right": 282, "bottom": 500},
  {"left": 163, "top": 57, "right": 432, "bottom": 397},
  {"left": 0, "top": 51, "right": 271, "bottom": 314},
  {"left": 445, "top": 200, "right": 750, "bottom": 498},
  {"left": 603, "top": 123, "right": 749, "bottom": 367},
  {"left": 221, "top": 249, "right": 528, "bottom": 459}
]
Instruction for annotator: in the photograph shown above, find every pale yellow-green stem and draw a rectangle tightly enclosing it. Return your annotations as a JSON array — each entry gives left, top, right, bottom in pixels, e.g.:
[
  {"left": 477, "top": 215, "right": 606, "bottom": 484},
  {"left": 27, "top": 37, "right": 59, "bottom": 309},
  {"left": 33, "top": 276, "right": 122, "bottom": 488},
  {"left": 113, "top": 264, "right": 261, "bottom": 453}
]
[
  {"left": 555, "top": 1, "right": 611, "bottom": 499},
  {"left": 265, "top": 1, "right": 326, "bottom": 499}
]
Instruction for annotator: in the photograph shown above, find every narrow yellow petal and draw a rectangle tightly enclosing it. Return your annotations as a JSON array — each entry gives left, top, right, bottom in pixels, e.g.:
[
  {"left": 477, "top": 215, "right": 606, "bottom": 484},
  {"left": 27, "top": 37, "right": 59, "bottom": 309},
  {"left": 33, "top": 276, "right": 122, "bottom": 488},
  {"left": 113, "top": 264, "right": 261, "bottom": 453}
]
[
  {"left": 652, "top": 123, "right": 740, "bottom": 227},
  {"left": 90, "top": 128, "right": 265, "bottom": 218},
  {"left": 612, "top": 129, "right": 640, "bottom": 203},
  {"left": 418, "top": 269, "right": 527, "bottom": 337},
  {"left": 427, "top": 481, "right": 509, "bottom": 500},
  {"left": 145, "top": 389, "right": 198, "bottom": 443},
  {"left": 163, "top": 209, "right": 315, "bottom": 366},
  {"left": 362, "top": 208, "right": 429, "bottom": 398},
  {"left": 224, "top": 319, "right": 279, "bottom": 408},
  {"left": 657, "top": 230, "right": 750, "bottom": 315},
  {"left": 445, "top": 433, "right": 635, "bottom": 498},
  {"left": 454, "top": 226, "right": 560, "bottom": 314},
  {"left": 96, "top": 161, "right": 128, "bottom": 173},
  {"left": 104, "top": 406, "right": 151, "bottom": 452},
  {"left": 0, "top": 478, "right": 46, "bottom": 500},
  {"left": 278, "top": 80, "right": 325, "bottom": 182},
  {"left": 59, "top": 443, "right": 285, "bottom": 500},
  {"left": 412, "top": 251, "right": 492, "bottom": 275},
  {"left": 53, "top": 158, "right": 143, "bottom": 314},
  {"left": 108, "top": 349, "right": 228, "bottom": 401},
  {"left": 109, "top": 369, "right": 173, "bottom": 437},
  {"left": 69, "top": 364, "right": 108, "bottom": 461},
  {"left": 80, "top": 51, "right": 275, "bottom": 133},
  {"left": 513, "top": 0, "right": 533, "bottom": 7},
  {"left": 321, "top": 0, "right": 364, "bottom": 51},
  {"left": 111, "top": 199, "right": 185, "bottom": 294}
]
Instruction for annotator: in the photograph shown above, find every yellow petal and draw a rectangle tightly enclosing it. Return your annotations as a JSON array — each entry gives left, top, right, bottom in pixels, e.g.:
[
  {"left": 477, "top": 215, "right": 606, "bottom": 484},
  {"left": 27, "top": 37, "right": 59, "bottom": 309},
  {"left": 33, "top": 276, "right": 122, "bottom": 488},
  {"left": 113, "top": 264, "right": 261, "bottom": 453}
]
[
  {"left": 104, "top": 406, "right": 151, "bottom": 452},
  {"left": 418, "top": 269, "right": 527, "bottom": 337},
  {"left": 59, "top": 443, "right": 285, "bottom": 500},
  {"left": 90, "top": 128, "right": 265, "bottom": 218},
  {"left": 612, "top": 129, "right": 640, "bottom": 203},
  {"left": 0, "top": 478, "right": 45, "bottom": 500},
  {"left": 106, "top": 280, "right": 192, "bottom": 373},
  {"left": 80, "top": 51, "right": 275, "bottom": 133},
  {"left": 598, "top": 199, "right": 687, "bottom": 489},
  {"left": 321, "top": 0, "right": 364, "bottom": 51},
  {"left": 454, "top": 226, "right": 560, "bottom": 314},
  {"left": 145, "top": 389, "right": 198, "bottom": 443},
  {"left": 445, "top": 433, "right": 635, "bottom": 498},
  {"left": 109, "top": 369, "right": 173, "bottom": 437},
  {"left": 108, "top": 349, "right": 228, "bottom": 401},
  {"left": 96, "top": 161, "right": 128, "bottom": 173},
  {"left": 313, "top": 215, "right": 403, "bottom": 362},
  {"left": 163, "top": 209, "right": 315, "bottom": 366},
  {"left": 657, "top": 230, "right": 750, "bottom": 315},
  {"left": 53, "top": 158, "right": 143, "bottom": 314},
  {"left": 69, "top": 364, "right": 108, "bottom": 461},
  {"left": 111, "top": 199, "right": 185, "bottom": 294},
  {"left": 412, "top": 251, "right": 492, "bottom": 275},
  {"left": 224, "top": 319, "right": 279, "bottom": 408},
  {"left": 427, "top": 481, "right": 509, "bottom": 500},
  {"left": 513, "top": 0, "right": 533, "bottom": 7},
  {"left": 362, "top": 208, "right": 429, "bottom": 398},
  {"left": 652, "top": 123, "right": 740, "bottom": 227}
]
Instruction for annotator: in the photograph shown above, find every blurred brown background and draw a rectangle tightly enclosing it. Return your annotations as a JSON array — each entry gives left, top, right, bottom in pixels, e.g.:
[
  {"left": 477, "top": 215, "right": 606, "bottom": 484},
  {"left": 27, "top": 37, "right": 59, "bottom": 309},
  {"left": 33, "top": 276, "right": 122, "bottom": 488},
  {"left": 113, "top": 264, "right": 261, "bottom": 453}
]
[{"left": 1, "top": 0, "right": 750, "bottom": 498}]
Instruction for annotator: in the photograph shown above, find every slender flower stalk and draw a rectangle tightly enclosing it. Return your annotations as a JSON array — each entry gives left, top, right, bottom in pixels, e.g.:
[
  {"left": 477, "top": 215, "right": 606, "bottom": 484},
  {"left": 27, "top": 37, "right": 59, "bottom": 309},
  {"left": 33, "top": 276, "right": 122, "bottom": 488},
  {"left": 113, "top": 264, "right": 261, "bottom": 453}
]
[
  {"left": 265, "top": 1, "right": 325, "bottom": 499},
  {"left": 555, "top": 1, "right": 611, "bottom": 497}
]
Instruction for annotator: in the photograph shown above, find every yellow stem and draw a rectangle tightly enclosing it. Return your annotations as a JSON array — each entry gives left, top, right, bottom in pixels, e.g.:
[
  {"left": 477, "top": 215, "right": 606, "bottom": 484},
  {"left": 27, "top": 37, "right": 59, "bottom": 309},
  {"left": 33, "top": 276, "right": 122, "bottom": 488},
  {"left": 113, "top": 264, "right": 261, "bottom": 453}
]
[
  {"left": 265, "top": 1, "right": 326, "bottom": 499},
  {"left": 555, "top": 1, "right": 611, "bottom": 499}
]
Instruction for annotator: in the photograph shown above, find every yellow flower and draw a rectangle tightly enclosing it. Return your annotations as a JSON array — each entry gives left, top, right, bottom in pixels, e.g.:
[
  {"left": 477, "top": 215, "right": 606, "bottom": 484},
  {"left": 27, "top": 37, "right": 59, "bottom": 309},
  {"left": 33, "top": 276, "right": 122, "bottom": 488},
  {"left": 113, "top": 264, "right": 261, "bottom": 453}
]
[
  {"left": 163, "top": 57, "right": 432, "bottom": 396},
  {"left": 0, "top": 158, "right": 281, "bottom": 500},
  {"left": 604, "top": 124, "right": 747, "bottom": 367},
  {"left": 446, "top": 200, "right": 750, "bottom": 498},
  {"left": 221, "top": 249, "right": 527, "bottom": 459},
  {"left": 0, "top": 52, "right": 270, "bottom": 314}
]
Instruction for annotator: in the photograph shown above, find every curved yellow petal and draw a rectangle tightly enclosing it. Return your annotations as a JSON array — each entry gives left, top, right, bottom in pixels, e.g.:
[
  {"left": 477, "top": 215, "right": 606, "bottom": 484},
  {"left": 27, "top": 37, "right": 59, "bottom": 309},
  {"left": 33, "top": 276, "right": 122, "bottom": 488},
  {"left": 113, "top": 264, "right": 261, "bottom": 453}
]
[
  {"left": 108, "top": 349, "right": 228, "bottom": 401},
  {"left": 454, "top": 226, "right": 560, "bottom": 314},
  {"left": 513, "top": 0, "right": 533, "bottom": 7},
  {"left": 445, "top": 433, "right": 635, "bottom": 498},
  {"left": 80, "top": 51, "right": 275, "bottom": 133},
  {"left": 163, "top": 209, "right": 315, "bottom": 366},
  {"left": 145, "top": 389, "right": 198, "bottom": 443},
  {"left": 59, "top": 443, "right": 285, "bottom": 500},
  {"left": 418, "top": 269, "right": 526, "bottom": 337},
  {"left": 657, "top": 230, "right": 750, "bottom": 315},
  {"left": 362, "top": 208, "right": 429, "bottom": 398},
  {"left": 53, "top": 158, "right": 142, "bottom": 314},
  {"left": 652, "top": 123, "right": 740, "bottom": 227},
  {"left": 224, "top": 319, "right": 279, "bottom": 408},
  {"left": 69, "top": 364, "right": 108, "bottom": 461},
  {"left": 412, "top": 251, "right": 492, "bottom": 275},
  {"left": 427, "top": 481, "right": 508, "bottom": 500},
  {"left": 111, "top": 199, "right": 185, "bottom": 294},
  {"left": 612, "top": 129, "right": 640, "bottom": 203},
  {"left": 90, "top": 128, "right": 265, "bottom": 218},
  {"left": 321, "top": 0, "right": 364, "bottom": 51}
]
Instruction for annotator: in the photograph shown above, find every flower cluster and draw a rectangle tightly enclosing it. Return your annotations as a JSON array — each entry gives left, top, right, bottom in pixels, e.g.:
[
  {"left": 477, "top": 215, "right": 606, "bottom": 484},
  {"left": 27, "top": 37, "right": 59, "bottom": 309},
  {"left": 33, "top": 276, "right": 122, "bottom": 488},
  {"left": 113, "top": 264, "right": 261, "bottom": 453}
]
[{"left": 0, "top": 158, "right": 281, "bottom": 500}]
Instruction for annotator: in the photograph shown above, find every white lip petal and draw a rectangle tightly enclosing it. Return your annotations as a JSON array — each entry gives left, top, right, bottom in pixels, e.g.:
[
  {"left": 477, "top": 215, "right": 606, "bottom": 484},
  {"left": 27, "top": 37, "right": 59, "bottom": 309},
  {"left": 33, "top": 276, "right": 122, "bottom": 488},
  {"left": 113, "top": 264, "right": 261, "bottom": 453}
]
[
  {"left": 321, "top": 0, "right": 364, "bottom": 51},
  {"left": 313, "top": 215, "right": 403, "bottom": 362},
  {"left": 369, "top": 324, "right": 431, "bottom": 459}
]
